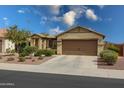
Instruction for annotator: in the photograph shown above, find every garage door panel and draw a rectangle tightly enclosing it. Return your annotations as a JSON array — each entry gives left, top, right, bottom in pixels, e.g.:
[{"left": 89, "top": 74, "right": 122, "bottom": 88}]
[{"left": 62, "top": 40, "right": 97, "bottom": 55}]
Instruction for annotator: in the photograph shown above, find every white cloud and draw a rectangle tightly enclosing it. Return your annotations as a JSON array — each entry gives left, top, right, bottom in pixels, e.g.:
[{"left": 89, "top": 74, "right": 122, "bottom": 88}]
[
  {"left": 69, "top": 5, "right": 87, "bottom": 18},
  {"left": 17, "top": 10, "right": 25, "bottom": 14},
  {"left": 63, "top": 11, "right": 76, "bottom": 26},
  {"left": 2, "top": 17, "right": 9, "bottom": 26},
  {"left": 3, "top": 17, "right": 8, "bottom": 21},
  {"left": 50, "top": 5, "right": 61, "bottom": 15},
  {"left": 40, "top": 16, "right": 48, "bottom": 24},
  {"left": 49, "top": 26, "right": 63, "bottom": 35},
  {"left": 86, "top": 9, "right": 98, "bottom": 21}
]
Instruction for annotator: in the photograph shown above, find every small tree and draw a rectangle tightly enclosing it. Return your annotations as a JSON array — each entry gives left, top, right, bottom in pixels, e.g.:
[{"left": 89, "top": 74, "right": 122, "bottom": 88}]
[{"left": 6, "top": 25, "right": 31, "bottom": 53}]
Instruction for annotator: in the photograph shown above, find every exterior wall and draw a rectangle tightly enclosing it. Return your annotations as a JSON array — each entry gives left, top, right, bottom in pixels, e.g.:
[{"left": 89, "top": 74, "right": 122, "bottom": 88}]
[
  {"left": 0, "top": 39, "right": 15, "bottom": 53},
  {"left": 57, "top": 27, "right": 104, "bottom": 55},
  {"left": 4, "top": 39, "right": 15, "bottom": 52},
  {"left": 42, "top": 39, "right": 47, "bottom": 50},
  {"left": 57, "top": 39, "right": 62, "bottom": 55},
  {"left": 58, "top": 33, "right": 102, "bottom": 40}
]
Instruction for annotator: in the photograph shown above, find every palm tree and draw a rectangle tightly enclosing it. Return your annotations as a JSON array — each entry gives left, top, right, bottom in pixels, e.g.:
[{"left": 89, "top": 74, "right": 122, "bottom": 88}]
[{"left": 6, "top": 25, "right": 31, "bottom": 53}]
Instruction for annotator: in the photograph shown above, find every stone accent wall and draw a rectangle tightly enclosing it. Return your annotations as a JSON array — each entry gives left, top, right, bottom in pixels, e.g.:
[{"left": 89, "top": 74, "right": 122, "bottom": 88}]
[
  {"left": 57, "top": 39, "right": 62, "bottom": 55},
  {"left": 38, "top": 38, "right": 43, "bottom": 49},
  {"left": 97, "top": 39, "right": 105, "bottom": 55}
]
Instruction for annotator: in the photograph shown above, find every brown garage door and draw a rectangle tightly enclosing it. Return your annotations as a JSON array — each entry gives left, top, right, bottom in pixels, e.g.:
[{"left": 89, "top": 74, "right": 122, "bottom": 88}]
[
  {"left": 0, "top": 40, "right": 2, "bottom": 52},
  {"left": 62, "top": 40, "right": 97, "bottom": 55}
]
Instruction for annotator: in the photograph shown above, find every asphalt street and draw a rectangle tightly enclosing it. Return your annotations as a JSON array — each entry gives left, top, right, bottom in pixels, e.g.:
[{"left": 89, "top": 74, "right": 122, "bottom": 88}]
[{"left": 0, "top": 70, "right": 124, "bottom": 88}]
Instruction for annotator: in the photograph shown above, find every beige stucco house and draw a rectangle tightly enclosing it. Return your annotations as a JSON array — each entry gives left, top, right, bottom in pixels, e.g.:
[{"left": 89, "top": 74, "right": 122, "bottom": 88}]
[
  {"left": 0, "top": 29, "right": 15, "bottom": 53},
  {"left": 31, "top": 26, "right": 105, "bottom": 56},
  {"left": 30, "top": 34, "right": 57, "bottom": 50}
]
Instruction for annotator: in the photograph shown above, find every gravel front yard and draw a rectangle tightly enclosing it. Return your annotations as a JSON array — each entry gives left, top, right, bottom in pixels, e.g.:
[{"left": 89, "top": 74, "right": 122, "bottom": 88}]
[
  {"left": 97, "top": 57, "right": 124, "bottom": 70},
  {"left": 0, "top": 55, "right": 55, "bottom": 65}
]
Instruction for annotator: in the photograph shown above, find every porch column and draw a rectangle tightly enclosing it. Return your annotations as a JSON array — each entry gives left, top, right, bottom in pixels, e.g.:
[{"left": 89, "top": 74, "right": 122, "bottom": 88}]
[
  {"left": 30, "top": 38, "right": 35, "bottom": 47},
  {"left": 38, "top": 38, "right": 43, "bottom": 49},
  {"left": 57, "top": 39, "right": 62, "bottom": 55}
]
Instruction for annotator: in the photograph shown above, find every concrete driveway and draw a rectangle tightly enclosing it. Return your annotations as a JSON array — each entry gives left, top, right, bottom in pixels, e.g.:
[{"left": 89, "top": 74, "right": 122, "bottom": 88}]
[{"left": 38, "top": 55, "right": 97, "bottom": 72}]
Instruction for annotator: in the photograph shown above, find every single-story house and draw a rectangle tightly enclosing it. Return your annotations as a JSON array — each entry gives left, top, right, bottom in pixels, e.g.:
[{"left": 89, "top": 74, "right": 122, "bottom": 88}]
[
  {"left": 30, "top": 34, "right": 57, "bottom": 50},
  {"left": 0, "top": 29, "right": 15, "bottom": 53},
  {"left": 31, "top": 26, "right": 105, "bottom": 56}
]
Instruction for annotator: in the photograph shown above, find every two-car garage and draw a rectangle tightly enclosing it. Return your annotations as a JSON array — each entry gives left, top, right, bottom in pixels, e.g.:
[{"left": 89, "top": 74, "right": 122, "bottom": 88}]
[
  {"left": 62, "top": 40, "right": 98, "bottom": 55},
  {"left": 57, "top": 26, "right": 105, "bottom": 56}
]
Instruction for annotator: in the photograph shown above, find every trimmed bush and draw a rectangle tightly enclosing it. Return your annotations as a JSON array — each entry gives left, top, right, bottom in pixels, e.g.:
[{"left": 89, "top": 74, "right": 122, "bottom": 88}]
[
  {"left": 103, "top": 52, "right": 118, "bottom": 65},
  {"left": 34, "top": 49, "right": 43, "bottom": 57},
  {"left": 23, "top": 46, "right": 37, "bottom": 56},
  {"left": 100, "top": 50, "right": 113, "bottom": 58},
  {"left": 18, "top": 57, "right": 25, "bottom": 62},
  {"left": 19, "top": 52, "right": 27, "bottom": 57},
  {"left": 42, "top": 50, "right": 54, "bottom": 56}
]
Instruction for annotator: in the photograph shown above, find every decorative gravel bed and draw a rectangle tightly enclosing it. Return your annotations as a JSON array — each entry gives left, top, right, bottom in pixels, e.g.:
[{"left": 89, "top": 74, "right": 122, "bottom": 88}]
[
  {"left": 0, "top": 55, "right": 55, "bottom": 65},
  {"left": 97, "top": 57, "right": 124, "bottom": 70}
]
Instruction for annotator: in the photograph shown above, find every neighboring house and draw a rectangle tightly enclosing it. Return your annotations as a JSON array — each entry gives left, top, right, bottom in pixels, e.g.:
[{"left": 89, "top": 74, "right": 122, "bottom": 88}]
[
  {"left": 30, "top": 34, "right": 57, "bottom": 50},
  {"left": 0, "top": 29, "right": 15, "bottom": 53},
  {"left": 31, "top": 26, "right": 105, "bottom": 56}
]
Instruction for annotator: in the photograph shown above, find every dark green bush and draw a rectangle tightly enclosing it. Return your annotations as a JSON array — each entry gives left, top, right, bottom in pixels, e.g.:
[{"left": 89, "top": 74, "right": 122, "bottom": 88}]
[
  {"left": 100, "top": 50, "right": 113, "bottom": 58},
  {"left": 6, "top": 48, "right": 11, "bottom": 53},
  {"left": 107, "top": 44, "right": 119, "bottom": 53},
  {"left": 19, "top": 52, "right": 28, "bottom": 57},
  {"left": 42, "top": 50, "right": 54, "bottom": 56},
  {"left": 103, "top": 51, "right": 118, "bottom": 65},
  {"left": 18, "top": 57, "right": 25, "bottom": 62},
  {"left": 11, "top": 49, "right": 16, "bottom": 53},
  {"left": 34, "top": 49, "right": 43, "bottom": 57},
  {"left": 23, "top": 46, "right": 37, "bottom": 55}
]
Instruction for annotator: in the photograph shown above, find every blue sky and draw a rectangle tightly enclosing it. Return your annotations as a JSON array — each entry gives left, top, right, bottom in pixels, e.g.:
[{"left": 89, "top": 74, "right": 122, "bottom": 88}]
[{"left": 0, "top": 5, "right": 124, "bottom": 43}]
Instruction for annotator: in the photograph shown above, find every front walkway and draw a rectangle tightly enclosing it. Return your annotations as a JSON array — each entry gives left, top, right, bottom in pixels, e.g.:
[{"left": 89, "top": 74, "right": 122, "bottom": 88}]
[{"left": 0, "top": 55, "right": 124, "bottom": 79}]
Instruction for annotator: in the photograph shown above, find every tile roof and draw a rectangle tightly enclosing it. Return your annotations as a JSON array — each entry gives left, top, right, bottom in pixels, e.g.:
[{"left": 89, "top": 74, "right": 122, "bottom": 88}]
[
  {"left": 32, "top": 34, "right": 56, "bottom": 39},
  {"left": 0, "top": 29, "right": 7, "bottom": 38}
]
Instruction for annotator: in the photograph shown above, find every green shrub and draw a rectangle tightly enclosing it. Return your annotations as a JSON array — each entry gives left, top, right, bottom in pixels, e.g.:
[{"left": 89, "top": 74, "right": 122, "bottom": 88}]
[
  {"left": 11, "top": 49, "right": 16, "bottom": 53},
  {"left": 34, "top": 49, "right": 43, "bottom": 57},
  {"left": 18, "top": 57, "right": 25, "bottom": 62},
  {"left": 19, "top": 52, "right": 28, "bottom": 57},
  {"left": 103, "top": 52, "right": 118, "bottom": 65},
  {"left": 42, "top": 50, "right": 54, "bottom": 56},
  {"left": 6, "top": 48, "right": 11, "bottom": 53},
  {"left": 23, "top": 46, "right": 37, "bottom": 55},
  {"left": 107, "top": 44, "right": 119, "bottom": 53},
  {"left": 100, "top": 50, "right": 113, "bottom": 58}
]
